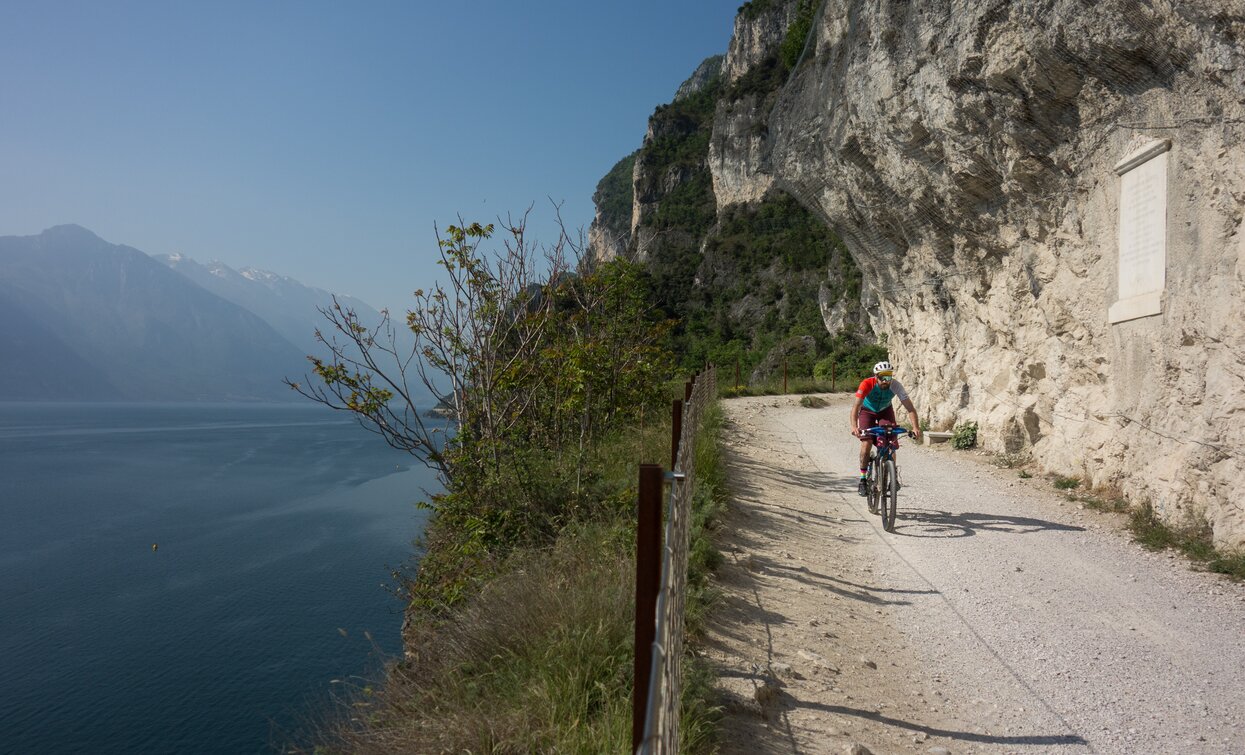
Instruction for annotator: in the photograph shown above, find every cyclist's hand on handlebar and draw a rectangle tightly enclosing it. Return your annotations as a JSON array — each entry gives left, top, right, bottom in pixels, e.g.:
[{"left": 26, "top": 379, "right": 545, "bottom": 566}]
[{"left": 851, "top": 427, "right": 861, "bottom": 438}]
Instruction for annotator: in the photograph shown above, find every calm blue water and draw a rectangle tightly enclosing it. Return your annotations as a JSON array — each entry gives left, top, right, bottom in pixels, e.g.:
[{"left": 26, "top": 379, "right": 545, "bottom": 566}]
[{"left": 0, "top": 403, "right": 435, "bottom": 754}]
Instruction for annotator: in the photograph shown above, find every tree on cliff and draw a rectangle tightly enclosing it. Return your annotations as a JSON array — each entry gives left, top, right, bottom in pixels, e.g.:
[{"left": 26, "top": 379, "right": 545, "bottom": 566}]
[{"left": 288, "top": 214, "right": 673, "bottom": 601}]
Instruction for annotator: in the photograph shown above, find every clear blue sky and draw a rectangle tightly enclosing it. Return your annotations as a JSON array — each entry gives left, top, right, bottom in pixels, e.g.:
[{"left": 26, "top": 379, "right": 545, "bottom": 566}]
[{"left": 0, "top": 0, "right": 741, "bottom": 311}]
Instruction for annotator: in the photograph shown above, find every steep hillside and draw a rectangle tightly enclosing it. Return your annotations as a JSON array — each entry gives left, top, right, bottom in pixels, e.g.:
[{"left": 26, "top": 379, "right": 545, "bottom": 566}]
[
  {"left": 589, "top": 0, "right": 872, "bottom": 378},
  {"left": 0, "top": 282, "right": 124, "bottom": 400}
]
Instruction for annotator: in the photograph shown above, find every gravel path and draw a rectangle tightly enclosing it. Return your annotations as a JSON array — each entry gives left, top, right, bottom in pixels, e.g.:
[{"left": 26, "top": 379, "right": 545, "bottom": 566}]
[{"left": 704, "top": 394, "right": 1245, "bottom": 755}]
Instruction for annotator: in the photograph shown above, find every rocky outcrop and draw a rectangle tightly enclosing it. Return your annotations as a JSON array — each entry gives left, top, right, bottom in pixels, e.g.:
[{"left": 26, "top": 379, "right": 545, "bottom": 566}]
[
  {"left": 587, "top": 153, "right": 636, "bottom": 263},
  {"left": 723, "top": 1, "right": 802, "bottom": 84},
  {"left": 765, "top": 0, "right": 1245, "bottom": 546},
  {"left": 710, "top": 1, "right": 802, "bottom": 208},
  {"left": 675, "top": 55, "right": 724, "bottom": 102},
  {"left": 588, "top": 0, "right": 871, "bottom": 381}
]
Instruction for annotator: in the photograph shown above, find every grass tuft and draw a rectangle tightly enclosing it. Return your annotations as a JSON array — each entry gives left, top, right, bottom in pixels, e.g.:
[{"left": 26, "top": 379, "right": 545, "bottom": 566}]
[
  {"left": 1053, "top": 476, "right": 1081, "bottom": 490},
  {"left": 1129, "top": 504, "right": 1245, "bottom": 580},
  {"left": 991, "top": 451, "right": 1030, "bottom": 469}
]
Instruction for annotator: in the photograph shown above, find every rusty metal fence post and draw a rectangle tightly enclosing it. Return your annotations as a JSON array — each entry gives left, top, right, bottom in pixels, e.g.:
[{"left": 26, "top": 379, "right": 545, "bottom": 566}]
[
  {"left": 670, "top": 399, "right": 682, "bottom": 472},
  {"left": 633, "top": 463, "right": 663, "bottom": 752}
]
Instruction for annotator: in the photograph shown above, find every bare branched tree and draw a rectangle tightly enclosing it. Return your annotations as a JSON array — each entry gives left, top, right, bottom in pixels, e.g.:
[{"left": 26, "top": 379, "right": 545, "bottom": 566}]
[{"left": 286, "top": 209, "right": 575, "bottom": 483}]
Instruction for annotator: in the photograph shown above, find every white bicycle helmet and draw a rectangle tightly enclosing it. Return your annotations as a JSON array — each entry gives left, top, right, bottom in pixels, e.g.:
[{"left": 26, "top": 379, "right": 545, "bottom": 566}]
[{"left": 872, "top": 361, "right": 893, "bottom": 376}]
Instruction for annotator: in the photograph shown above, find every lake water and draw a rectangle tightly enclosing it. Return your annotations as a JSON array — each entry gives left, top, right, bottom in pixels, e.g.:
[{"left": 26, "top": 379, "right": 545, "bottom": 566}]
[{"left": 0, "top": 403, "right": 435, "bottom": 754}]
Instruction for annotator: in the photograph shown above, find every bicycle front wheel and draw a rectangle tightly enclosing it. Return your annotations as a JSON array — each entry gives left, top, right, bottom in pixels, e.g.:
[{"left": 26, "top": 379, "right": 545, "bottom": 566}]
[
  {"left": 867, "top": 459, "right": 880, "bottom": 514},
  {"left": 881, "top": 459, "right": 898, "bottom": 532}
]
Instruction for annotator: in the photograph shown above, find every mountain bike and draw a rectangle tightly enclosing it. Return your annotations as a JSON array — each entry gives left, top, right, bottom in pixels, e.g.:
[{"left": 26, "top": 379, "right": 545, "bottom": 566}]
[{"left": 863, "top": 425, "right": 908, "bottom": 532}]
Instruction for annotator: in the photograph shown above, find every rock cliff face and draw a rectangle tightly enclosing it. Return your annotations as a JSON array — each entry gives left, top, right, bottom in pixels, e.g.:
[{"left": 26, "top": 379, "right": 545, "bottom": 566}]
[
  {"left": 587, "top": 153, "right": 636, "bottom": 263},
  {"left": 588, "top": 0, "right": 871, "bottom": 376},
  {"left": 764, "top": 0, "right": 1245, "bottom": 546},
  {"left": 710, "top": 2, "right": 802, "bottom": 208}
]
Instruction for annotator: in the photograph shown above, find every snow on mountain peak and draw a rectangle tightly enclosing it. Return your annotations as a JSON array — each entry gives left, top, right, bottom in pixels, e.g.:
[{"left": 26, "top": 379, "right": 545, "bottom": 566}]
[{"left": 240, "top": 267, "right": 285, "bottom": 285}]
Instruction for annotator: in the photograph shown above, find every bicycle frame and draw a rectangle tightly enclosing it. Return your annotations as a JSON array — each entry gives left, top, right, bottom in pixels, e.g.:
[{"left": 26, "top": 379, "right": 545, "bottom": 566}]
[
  {"left": 863, "top": 425, "right": 907, "bottom": 531},
  {"left": 864, "top": 425, "right": 906, "bottom": 463}
]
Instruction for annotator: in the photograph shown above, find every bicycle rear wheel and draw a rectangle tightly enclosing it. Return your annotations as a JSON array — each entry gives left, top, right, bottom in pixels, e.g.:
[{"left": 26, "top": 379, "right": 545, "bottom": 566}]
[{"left": 881, "top": 459, "right": 898, "bottom": 532}]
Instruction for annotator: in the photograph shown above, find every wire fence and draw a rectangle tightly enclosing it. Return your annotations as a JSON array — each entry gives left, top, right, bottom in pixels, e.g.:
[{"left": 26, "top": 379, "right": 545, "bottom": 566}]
[{"left": 637, "top": 366, "right": 717, "bottom": 754}]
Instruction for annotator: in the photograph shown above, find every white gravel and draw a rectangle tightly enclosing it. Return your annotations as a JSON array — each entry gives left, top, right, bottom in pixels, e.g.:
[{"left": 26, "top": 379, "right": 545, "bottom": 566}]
[{"left": 711, "top": 394, "right": 1245, "bottom": 754}]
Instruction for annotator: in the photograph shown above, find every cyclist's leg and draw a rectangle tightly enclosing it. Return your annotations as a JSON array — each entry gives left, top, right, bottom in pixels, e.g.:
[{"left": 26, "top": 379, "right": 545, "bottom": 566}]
[
  {"left": 875, "top": 407, "right": 898, "bottom": 487},
  {"left": 857, "top": 409, "right": 879, "bottom": 496}
]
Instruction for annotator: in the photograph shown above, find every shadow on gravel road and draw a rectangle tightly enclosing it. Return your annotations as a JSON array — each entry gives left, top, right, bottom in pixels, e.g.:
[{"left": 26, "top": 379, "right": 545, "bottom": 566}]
[
  {"left": 757, "top": 558, "right": 939, "bottom": 606},
  {"left": 789, "top": 701, "right": 1090, "bottom": 748},
  {"left": 727, "top": 454, "right": 849, "bottom": 499},
  {"left": 895, "top": 509, "right": 1087, "bottom": 539}
]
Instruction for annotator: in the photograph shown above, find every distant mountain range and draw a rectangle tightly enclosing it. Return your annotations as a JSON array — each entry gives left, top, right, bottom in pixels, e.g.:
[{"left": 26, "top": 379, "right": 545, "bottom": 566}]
[
  {"left": 153, "top": 252, "right": 382, "bottom": 359},
  {"left": 0, "top": 224, "right": 402, "bottom": 402}
]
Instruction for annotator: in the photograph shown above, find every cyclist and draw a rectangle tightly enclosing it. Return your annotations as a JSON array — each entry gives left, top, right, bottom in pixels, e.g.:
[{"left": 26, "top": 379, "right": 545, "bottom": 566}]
[{"left": 851, "top": 360, "right": 921, "bottom": 496}]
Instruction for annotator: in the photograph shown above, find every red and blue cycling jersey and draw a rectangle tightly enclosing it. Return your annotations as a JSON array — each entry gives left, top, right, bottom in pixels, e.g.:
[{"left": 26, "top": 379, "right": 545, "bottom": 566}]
[{"left": 855, "top": 377, "right": 910, "bottom": 413}]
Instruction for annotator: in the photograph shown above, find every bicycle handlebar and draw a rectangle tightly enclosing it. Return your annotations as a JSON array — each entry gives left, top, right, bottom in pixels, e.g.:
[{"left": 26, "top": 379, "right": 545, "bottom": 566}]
[{"left": 861, "top": 426, "right": 908, "bottom": 436}]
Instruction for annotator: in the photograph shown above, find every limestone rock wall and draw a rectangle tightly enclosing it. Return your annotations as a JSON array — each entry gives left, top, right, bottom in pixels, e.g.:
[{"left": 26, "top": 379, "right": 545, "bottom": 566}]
[
  {"left": 710, "top": 1, "right": 801, "bottom": 210},
  {"left": 765, "top": 0, "right": 1245, "bottom": 546},
  {"left": 711, "top": 89, "right": 779, "bottom": 208},
  {"left": 723, "top": 2, "right": 802, "bottom": 84}
]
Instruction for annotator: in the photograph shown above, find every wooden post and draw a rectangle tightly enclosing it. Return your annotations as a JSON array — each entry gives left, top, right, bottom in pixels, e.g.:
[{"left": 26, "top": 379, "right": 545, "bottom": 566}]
[
  {"left": 671, "top": 399, "right": 683, "bottom": 470},
  {"left": 783, "top": 358, "right": 788, "bottom": 394},
  {"left": 735, "top": 359, "right": 740, "bottom": 392},
  {"left": 684, "top": 379, "right": 693, "bottom": 403},
  {"left": 633, "top": 464, "right": 663, "bottom": 752},
  {"left": 831, "top": 362, "right": 836, "bottom": 392}
]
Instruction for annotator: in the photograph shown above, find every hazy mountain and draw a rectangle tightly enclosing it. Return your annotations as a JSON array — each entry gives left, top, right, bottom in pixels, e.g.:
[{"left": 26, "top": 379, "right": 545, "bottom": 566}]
[
  {"left": 152, "top": 251, "right": 429, "bottom": 402},
  {"left": 0, "top": 280, "right": 125, "bottom": 400},
  {"left": 153, "top": 253, "right": 383, "bottom": 359},
  {"left": 0, "top": 225, "right": 308, "bottom": 401}
]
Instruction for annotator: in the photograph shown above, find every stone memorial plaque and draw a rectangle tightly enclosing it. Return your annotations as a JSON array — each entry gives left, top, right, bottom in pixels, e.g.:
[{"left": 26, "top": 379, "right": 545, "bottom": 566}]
[{"left": 1109, "top": 138, "right": 1170, "bottom": 324}]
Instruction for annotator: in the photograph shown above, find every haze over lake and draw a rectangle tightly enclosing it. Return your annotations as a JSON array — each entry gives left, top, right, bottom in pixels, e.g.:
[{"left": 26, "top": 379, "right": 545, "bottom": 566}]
[{"left": 0, "top": 403, "right": 434, "bottom": 754}]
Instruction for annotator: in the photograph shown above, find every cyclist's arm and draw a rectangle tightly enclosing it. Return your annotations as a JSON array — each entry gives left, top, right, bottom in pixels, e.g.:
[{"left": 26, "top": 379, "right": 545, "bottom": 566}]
[
  {"left": 900, "top": 397, "right": 922, "bottom": 441},
  {"left": 849, "top": 396, "right": 864, "bottom": 437}
]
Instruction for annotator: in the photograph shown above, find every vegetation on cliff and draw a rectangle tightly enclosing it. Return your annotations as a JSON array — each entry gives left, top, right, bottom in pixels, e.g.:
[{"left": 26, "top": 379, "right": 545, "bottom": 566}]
[
  {"left": 629, "top": 71, "right": 879, "bottom": 384},
  {"left": 593, "top": 151, "right": 637, "bottom": 235},
  {"left": 293, "top": 220, "right": 723, "bottom": 753}
]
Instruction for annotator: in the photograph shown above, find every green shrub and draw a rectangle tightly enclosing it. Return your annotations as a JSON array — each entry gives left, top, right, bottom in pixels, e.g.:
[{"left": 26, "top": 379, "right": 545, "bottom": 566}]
[
  {"left": 779, "top": 0, "right": 818, "bottom": 69},
  {"left": 950, "top": 422, "right": 978, "bottom": 449}
]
